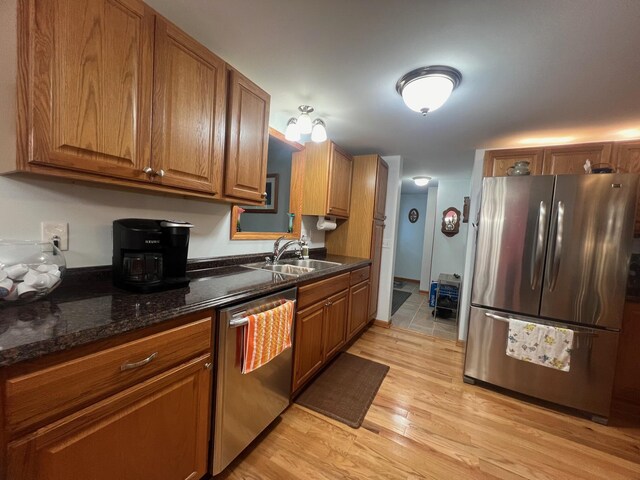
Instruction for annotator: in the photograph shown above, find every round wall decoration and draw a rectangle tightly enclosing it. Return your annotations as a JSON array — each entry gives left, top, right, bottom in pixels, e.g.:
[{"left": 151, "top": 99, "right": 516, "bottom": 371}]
[{"left": 408, "top": 208, "right": 419, "bottom": 223}]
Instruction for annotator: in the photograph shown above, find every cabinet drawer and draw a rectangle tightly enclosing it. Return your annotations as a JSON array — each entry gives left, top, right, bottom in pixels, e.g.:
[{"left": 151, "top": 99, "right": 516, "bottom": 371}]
[
  {"left": 350, "top": 266, "right": 370, "bottom": 286},
  {"left": 298, "top": 273, "right": 350, "bottom": 310},
  {"left": 5, "top": 317, "right": 212, "bottom": 435}
]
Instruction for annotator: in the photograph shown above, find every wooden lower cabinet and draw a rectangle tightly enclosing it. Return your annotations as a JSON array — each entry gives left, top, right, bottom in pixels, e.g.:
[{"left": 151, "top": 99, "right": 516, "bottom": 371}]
[
  {"left": 292, "top": 302, "right": 326, "bottom": 392},
  {"left": 348, "top": 280, "right": 370, "bottom": 341},
  {"left": 323, "top": 290, "right": 349, "bottom": 360},
  {"left": 7, "top": 354, "right": 212, "bottom": 480}
]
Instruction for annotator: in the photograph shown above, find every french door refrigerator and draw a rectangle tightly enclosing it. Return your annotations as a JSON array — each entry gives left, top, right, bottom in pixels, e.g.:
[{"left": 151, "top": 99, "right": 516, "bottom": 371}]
[{"left": 464, "top": 173, "right": 638, "bottom": 422}]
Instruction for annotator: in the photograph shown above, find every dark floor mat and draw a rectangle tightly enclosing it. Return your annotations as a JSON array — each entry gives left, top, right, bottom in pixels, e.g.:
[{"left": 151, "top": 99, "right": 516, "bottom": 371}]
[
  {"left": 295, "top": 353, "right": 390, "bottom": 428},
  {"left": 391, "top": 289, "right": 412, "bottom": 315}
]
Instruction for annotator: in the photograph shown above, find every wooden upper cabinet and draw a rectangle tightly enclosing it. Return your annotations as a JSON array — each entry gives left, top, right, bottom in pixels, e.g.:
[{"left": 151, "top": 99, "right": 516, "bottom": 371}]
[
  {"left": 152, "top": 17, "right": 226, "bottom": 194},
  {"left": 483, "top": 149, "right": 543, "bottom": 177},
  {"left": 373, "top": 158, "right": 389, "bottom": 220},
  {"left": 614, "top": 141, "right": 640, "bottom": 235},
  {"left": 542, "top": 143, "right": 613, "bottom": 175},
  {"left": 25, "top": 0, "right": 154, "bottom": 180},
  {"left": 327, "top": 146, "right": 354, "bottom": 217},
  {"left": 224, "top": 68, "right": 271, "bottom": 202},
  {"left": 302, "top": 141, "right": 353, "bottom": 218}
]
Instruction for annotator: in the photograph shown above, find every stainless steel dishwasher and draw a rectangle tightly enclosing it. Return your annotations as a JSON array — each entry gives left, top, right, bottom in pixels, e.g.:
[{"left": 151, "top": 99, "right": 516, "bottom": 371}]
[{"left": 212, "top": 287, "right": 297, "bottom": 475}]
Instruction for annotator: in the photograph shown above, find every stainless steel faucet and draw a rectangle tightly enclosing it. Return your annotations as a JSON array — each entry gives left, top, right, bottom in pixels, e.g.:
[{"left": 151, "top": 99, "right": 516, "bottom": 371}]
[{"left": 268, "top": 236, "right": 304, "bottom": 264}]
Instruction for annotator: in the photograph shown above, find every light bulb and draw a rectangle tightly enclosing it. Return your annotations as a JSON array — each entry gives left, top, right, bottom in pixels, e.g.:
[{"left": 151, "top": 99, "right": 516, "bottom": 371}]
[
  {"left": 284, "top": 118, "right": 300, "bottom": 142},
  {"left": 311, "top": 119, "right": 327, "bottom": 142},
  {"left": 297, "top": 112, "right": 313, "bottom": 134}
]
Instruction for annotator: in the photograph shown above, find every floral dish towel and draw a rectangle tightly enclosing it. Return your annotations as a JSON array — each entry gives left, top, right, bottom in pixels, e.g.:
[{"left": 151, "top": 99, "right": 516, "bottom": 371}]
[{"left": 506, "top": 318, "right": 574, "bottom": 372}]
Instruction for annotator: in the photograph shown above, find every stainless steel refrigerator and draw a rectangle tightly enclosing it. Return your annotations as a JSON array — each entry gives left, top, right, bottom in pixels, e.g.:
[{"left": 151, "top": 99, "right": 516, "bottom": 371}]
[{"left": 464, "top": 173, "right": 638, "bottom": 422}]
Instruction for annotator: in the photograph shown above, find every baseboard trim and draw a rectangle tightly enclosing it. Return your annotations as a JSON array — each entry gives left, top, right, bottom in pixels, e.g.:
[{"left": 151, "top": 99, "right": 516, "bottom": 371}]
[
  {"left": 456, "top": 340, "right": 465, "bottom": 348},
  {"left": 394, "top": 276, "right": 420, "bottom": 284},
  {"left": 418, "top": 289, "right": 429, "bottom": 295},
  {"left": 373, "top": 319, "right": 391, "bottom": 329}
]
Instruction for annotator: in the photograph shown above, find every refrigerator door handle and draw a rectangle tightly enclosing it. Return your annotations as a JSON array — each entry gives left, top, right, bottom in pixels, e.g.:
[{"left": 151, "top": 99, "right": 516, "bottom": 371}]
[
  {"left": 530, "top": 201, "right": 547, "bottom": 290},
  {"left": 546, "top": 201, "right": 565, "bottom": 292}
]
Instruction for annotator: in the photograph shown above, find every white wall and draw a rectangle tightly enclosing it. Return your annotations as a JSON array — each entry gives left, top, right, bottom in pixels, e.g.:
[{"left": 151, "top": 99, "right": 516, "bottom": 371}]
[
  {"left": 394, "top": 193, "right": 428, "bottom": 281},
  {"left": 0, "top": 0, "right": 323, "bottom": 268},
  {"left": 458, "top": 150, "right": 485, "bottom": 341},
  {"left": 429, "top": 179, "right": 471, "bottom": 283},
  {"left": 419, "top": 185, "right": 438, "bottom": 292},
  {"left": 376, "top": 155, "right": 403, "bottom": 322}
]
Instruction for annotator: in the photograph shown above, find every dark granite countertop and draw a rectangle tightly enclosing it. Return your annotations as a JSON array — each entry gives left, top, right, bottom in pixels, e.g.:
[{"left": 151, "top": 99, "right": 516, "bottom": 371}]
[{"left": 0, "top": 253, "right": 370, "bottom": 367}]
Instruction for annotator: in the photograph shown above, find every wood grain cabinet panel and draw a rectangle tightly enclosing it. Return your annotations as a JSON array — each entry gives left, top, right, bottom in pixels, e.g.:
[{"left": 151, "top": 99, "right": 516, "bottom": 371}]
[
  {"left": 369, "top": 219, "right": 385, "bottom": 319},
  {"left": 152, "top": 17, "right": 226, "bottom": 194},
  {"left": 483, "top": 149, "right": 543, "bottom": 177},
  {"left": 327, "top": 146, "right": 354, "bottom": 217},
  {"left": 323, "top": 290, "right": 349, "bottom": 361},
  {"left": 224, "top": 68, "right": 271, "bottom": 202},
  {"left": 302, "top": 141, "right": 353, "bottom": 218},
  {"left": 374, "top": 160, "right": 389, "bottom": 220},
  {"left": 348, "top": 280, "right": 370, "bottom": 341},
  {"left": 542, "top": 143, "right": 613, "bottom": 175},
  {"left": 614, "top": 141, "right": 640, "bottom": 236},
  {"left": 292, "top": 303, "right": 325, "bottom": 392},
  {"left": 25, "top": 0, "right": 154, "bottom": 180},
  {"left": 7, "top": 355, "right": 212, "bottom": 480}
]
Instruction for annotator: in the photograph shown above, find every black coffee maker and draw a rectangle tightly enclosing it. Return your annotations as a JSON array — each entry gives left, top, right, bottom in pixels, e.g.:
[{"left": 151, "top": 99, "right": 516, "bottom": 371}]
[{"left": 112, "top": 219, "right": 193, "bottom": 293}]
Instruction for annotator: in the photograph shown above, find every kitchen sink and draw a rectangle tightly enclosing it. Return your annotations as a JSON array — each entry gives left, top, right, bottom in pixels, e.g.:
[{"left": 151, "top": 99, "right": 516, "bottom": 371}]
[
  {"left": 279, "top": 259, "right": 341, "bottom": 269},
  {"left": 242, "top": 262, "right": 315, "bottom": 277}
]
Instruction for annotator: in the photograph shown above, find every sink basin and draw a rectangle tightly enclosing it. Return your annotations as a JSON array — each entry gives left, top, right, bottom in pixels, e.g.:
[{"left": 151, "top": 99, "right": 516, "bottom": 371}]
[
  {"left": 242, "top": 262, "right": 315, "bottom": 277},
  {"left": 262, "top": 264, "right": 315, "bottom": 275},
  {"left": 279, "top": 259, "right": 341, "bottom": 269}
]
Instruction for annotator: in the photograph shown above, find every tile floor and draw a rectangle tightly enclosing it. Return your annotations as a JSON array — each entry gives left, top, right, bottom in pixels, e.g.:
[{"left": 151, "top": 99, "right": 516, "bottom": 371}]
[{"left": 391, "top": 280, "right": 458, "bottom": 341}]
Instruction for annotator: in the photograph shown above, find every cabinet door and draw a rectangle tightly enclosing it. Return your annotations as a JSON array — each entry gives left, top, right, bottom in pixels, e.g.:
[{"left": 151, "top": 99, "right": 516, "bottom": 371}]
[
  {"left": 326, "top": 145, "right": 353, "bottom": 217},
  {"left": 373, "top": 158, "right": 389, "bottom": 220},
  {"left": 224, "top": 69, "right": 271, "bottom": 201},
  {"left": 323, "top": 289, "right": 349, "bottom": 361},
  {"left": 292, "top": 302, "right": 325, "bottom": 392},
  {"left": 7, "top": 355, "right": 212, "bottom": 480},
  {"left": 27, "top": 0, "right": 154, "bottom": 180},
  {"left": 483, "top": 149, "right": 543, "bottom": 177},
  {"left": 542, "top": 143, "right": 613, "bottom": 175},
  {"left": 152, "top": 17, "right": 226, "bottom": 194},
  {"left": 348, "top": 280, "right": 370, "bottom": 341},
  {"left": 614, "top": 141, "right": 640, "bottom": 236},
  {"left": 368, "top": 219, "right": 385, "bottom": 319}
]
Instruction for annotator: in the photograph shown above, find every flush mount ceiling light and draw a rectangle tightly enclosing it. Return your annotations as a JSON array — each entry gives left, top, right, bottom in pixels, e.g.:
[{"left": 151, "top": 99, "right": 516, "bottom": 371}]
[
  {"left": 396, "top": 66, "right": 462, "bottom": 116},
  {"left": 285, "top": 105, "right": 328, "bottom": 143},
  {"left": 413, "top": 176, "right": 431, "bottom": 186}
]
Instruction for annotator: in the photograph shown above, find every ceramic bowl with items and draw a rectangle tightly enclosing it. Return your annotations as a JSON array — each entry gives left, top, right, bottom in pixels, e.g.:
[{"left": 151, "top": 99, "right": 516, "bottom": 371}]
[{"left": 0, "top": 240, "right": 66, "bottom": 305}]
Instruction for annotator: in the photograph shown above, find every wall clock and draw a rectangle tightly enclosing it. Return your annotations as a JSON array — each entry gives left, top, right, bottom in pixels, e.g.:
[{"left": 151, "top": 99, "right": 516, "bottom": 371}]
[{"left": 408, "top": 208, "right": 419, "bottom": 223}]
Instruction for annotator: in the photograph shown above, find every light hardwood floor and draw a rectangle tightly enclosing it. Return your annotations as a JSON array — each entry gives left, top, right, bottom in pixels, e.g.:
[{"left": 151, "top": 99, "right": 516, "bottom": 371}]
[{"left": 218, "top": 326, "right": 640, "bottom": 479}]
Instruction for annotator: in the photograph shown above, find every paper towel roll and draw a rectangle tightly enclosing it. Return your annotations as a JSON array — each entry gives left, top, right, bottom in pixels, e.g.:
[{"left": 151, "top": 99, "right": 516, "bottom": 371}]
[{"left": 316, "top": 216, "right": 337, "bottom": 231}]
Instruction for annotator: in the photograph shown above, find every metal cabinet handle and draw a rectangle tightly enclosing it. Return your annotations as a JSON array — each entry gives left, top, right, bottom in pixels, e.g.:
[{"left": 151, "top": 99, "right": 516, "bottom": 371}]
[
  {"left": 205, "top": 362, "right": 213, "bottom": 370},
  {"left": 143, "top": 166, "right": 154, "bottom": 175},
  {"left": 261, "top": 192, "right": 268, "bottom": 198},
  {"left": 530, "top": 201, "right": 547, "bottom": 290},
  {"left": 156, "top": 169, "right": 165, "bottom": 178},
  {"left": 120, "top": 352, "right": 158, "bottom": 371}
]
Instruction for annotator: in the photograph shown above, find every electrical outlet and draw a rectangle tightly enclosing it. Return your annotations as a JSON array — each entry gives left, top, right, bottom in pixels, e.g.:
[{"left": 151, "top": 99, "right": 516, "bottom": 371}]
[{"left": 41, "top": 222, "right": 69, "bottom": 250}]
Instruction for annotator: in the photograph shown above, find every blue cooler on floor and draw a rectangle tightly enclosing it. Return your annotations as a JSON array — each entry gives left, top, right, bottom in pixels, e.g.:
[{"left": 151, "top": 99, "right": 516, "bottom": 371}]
[{"left": 429, "top": 282, "right": 437, "bottom": 307}]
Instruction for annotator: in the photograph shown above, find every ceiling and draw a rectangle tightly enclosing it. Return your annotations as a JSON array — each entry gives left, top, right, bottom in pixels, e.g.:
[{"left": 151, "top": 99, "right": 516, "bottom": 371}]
[{"left": 147, "top": 0, "right": 640, "bottom": 191}]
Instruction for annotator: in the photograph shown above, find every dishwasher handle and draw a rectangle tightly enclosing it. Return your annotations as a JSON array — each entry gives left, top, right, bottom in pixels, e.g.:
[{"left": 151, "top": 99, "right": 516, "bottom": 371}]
[{"left": 229, "top": 299, "right": 297, "bottom": 328}]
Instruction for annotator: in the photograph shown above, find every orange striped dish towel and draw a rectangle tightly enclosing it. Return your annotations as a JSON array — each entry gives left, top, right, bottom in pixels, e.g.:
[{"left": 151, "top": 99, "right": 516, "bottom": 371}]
[{"left": 242, "top": 300, "right": 294, "bottom": 374}]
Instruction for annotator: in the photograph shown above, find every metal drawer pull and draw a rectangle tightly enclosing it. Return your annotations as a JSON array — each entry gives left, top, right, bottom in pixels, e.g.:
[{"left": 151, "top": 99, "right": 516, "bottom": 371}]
[
  {"left": 484, "top": 312, "right": 597, "bottom": 337},
  {"left": 120, "top": 352, "right": 158, "bottom": 371}
]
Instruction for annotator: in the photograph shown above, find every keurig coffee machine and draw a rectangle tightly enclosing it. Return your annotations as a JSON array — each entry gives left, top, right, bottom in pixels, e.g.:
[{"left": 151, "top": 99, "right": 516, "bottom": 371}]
[{"left": 112, "top": 219, "right": 193, "bottom": 293}]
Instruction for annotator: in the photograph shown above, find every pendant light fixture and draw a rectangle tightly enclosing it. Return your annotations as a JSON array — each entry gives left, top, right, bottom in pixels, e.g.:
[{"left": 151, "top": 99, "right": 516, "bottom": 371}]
[
  {"left": 396, "top": 66, "right": 462, "bottom": 116},
  {"left": 284, "top": 105, "right": 328, "bottom": 143}
]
